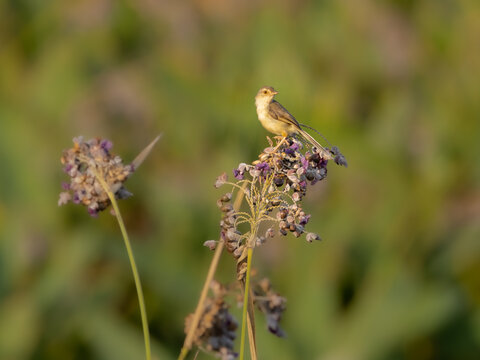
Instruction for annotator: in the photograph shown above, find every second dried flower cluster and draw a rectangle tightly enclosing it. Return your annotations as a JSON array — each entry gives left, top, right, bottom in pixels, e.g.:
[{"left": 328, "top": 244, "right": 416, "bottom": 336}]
[{"left": 58, "top": 137, "right": 134, "bottom": 217}]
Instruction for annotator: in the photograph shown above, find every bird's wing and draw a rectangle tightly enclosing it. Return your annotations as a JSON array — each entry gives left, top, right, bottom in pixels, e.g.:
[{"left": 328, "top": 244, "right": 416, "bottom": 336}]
[{"left": 268, "top": 100, "right": 302, "bottom": 129}]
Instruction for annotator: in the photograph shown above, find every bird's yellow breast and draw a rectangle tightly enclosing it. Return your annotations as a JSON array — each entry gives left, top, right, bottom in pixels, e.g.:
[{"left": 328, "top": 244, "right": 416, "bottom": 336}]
[{"left": 255, "top": 99, "right": 295, "bottom": 136}]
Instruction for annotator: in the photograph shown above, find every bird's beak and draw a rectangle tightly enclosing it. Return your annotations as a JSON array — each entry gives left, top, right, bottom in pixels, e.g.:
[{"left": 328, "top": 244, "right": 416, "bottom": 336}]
[{"left": 272, "top": 90, "right": 278, "bottom": 95}]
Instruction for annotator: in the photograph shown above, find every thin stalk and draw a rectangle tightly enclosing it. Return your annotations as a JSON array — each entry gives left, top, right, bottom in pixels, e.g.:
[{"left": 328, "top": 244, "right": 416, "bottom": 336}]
[
  {"left": 178, "top": 240, "right": 225, "bottom": 360},
  {"left": 246, "top": 288, "right": 258, "bottom": 360},
  {"left": 94, "top": 170, "right": 151, "bottom": 360},
  {"left": 179, "top": 184, "right": 247, "bottom": 360},
  {"left": 239, "top": 246, "right": 254, "bottom": 360}
]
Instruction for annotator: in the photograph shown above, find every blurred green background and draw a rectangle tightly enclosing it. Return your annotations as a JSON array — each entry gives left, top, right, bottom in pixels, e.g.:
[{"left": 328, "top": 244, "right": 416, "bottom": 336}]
[{"left": 1, "top": 0, "right": 479, "bottom": 359}]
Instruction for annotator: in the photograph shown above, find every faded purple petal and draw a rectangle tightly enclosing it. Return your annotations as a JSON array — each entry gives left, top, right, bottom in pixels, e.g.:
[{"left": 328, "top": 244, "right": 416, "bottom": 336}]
[
  {"left": 233, "top": 168, "right": 244, "bottom": 180},
  {"left": 63, "top": 164, "right": 73, "bottom": 173},
  {"left": 87, "top": 207, "right": 99, "bottom": 218},
  {"left": 255, "top": 162, "right": 269, "bottom": 171},
  {"left": 299, "top": 214, "right": 311, "bottom": 226},
  {"left": 100, "top": 139, "right": 113, "bottom": 151},
  {"left": 301, "top": 156, "right": 309, "bottom": 170},
  {"left": 73, "top": 193, "right": 81, "bottom": 204},
  {"left": 334, "top": 153, "right": 348, "bottom": 167},
  {"left": 300, "top": 214, "right": 311, "bottom": 225}
]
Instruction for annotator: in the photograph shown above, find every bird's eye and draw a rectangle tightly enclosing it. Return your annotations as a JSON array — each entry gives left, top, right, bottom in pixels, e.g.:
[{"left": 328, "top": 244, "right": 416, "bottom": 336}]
[{"left": 263, "top": 90, "right": 267, "bottom": 94}]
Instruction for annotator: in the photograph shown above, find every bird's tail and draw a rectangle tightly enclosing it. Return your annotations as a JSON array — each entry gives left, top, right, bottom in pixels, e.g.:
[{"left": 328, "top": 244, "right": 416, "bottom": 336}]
[{"left": 298, "top": 128, "right": 333, "bottom": 160}]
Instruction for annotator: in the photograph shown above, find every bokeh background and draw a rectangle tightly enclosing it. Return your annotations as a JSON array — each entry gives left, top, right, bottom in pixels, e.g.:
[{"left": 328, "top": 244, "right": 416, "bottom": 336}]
[{"left": 1, "top": 0, "right": 479, "bottom": 359}]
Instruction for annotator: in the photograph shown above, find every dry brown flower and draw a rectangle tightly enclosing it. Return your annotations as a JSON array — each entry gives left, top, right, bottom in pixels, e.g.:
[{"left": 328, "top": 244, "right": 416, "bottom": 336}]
[{"left": 185, "top": 281, "right": 238, "bottom": 359}]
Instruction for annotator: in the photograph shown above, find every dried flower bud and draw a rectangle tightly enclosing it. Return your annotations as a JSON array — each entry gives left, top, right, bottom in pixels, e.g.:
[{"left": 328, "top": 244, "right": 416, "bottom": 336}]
[
  {"left": 277, "top": 208, "right": 288, "bottom": 220},
  {"left": 221, "top": 193, "right": 232, "bottom": 202},
  {"left": 331, "top": 146, "right": 348, "bottom": 167},
  {"left": 221, "top": 204, "right": 233, "bottom": 213},
  {"left": 273, "top": 176, "right": 285, "bottom": 187},
  {"left": 256, "top": 236, "right": 266, "bottom": 246},
  {"left": 203, "top": 240, "right": 217, "bottom": 250},
  {"left": 292, "top": 192, "right": 301, "bottom": 202},
  {"left": 185, "top": 281, "right": 238, "bottom": 359},
  {"left": 215, "top": 172, "right": 228, "bottom": 188},
  {"left": 254, "top": 278, "right": 287, "bottom": 338},
  {"left": 306, "top": 232, "right": 321, "bottom": 242},
  {"left": 265, "top": 228, "right": 275, "bottom": 238}
]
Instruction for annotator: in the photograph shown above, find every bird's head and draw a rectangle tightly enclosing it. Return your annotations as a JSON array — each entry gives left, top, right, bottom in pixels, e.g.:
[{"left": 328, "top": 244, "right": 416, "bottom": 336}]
[{"left": 255, "top": 86, "right": 278, "bottom": 103}]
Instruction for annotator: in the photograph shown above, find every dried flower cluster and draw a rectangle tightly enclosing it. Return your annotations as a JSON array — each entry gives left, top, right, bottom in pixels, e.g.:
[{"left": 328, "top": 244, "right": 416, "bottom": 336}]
[
  {"left": 213, "top": 136, "right": 335, "bottom": 265},
  {"left": 253, "top": 278, "right": 287, "bottom": 338},
  {"left": 58, "top": 136, "right": 134, "bottom": 216},
  {"left": 199, "top": 136, "right": 346, "bottom": 351},
  {"left": 185, "top": 281, "right": 238, "bottom": 360}
]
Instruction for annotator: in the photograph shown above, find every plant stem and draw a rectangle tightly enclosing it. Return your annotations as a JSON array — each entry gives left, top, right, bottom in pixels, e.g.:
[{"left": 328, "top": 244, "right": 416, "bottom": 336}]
[
  {"left": 178, "top": 240, "right": 224, "bottom": 360},
  {"left": 239, "top": 246, "right": 253, "bottom": 360},
  {"left": 179, "top": 184, "right": 247, "bottom": 360},
  {"left": 94, "top": 170, "right": 151, "bottom": 360}
]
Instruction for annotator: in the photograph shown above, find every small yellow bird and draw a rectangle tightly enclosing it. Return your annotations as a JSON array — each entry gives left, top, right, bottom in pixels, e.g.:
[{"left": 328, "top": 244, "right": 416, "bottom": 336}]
[{"left": 255, "top": 86, "right": 333, "bottom": 160}]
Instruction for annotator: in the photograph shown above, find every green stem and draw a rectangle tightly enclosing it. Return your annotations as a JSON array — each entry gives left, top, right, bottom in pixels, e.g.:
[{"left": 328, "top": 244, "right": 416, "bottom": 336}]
[
  {"left": 239, "top": 247, "right": 253, "bottom": 360},
  {"left": 95, "top": 171, "right": 151, "bottom": 360}
]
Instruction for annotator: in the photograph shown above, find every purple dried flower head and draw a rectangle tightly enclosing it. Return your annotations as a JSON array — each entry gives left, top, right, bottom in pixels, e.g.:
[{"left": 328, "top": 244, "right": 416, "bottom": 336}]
[
  {"left": 59, "top": 137, "right": 137, "bottom": 215},
  {"left": 213, "top": 135, "right": 335, "bottom": 283}
]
